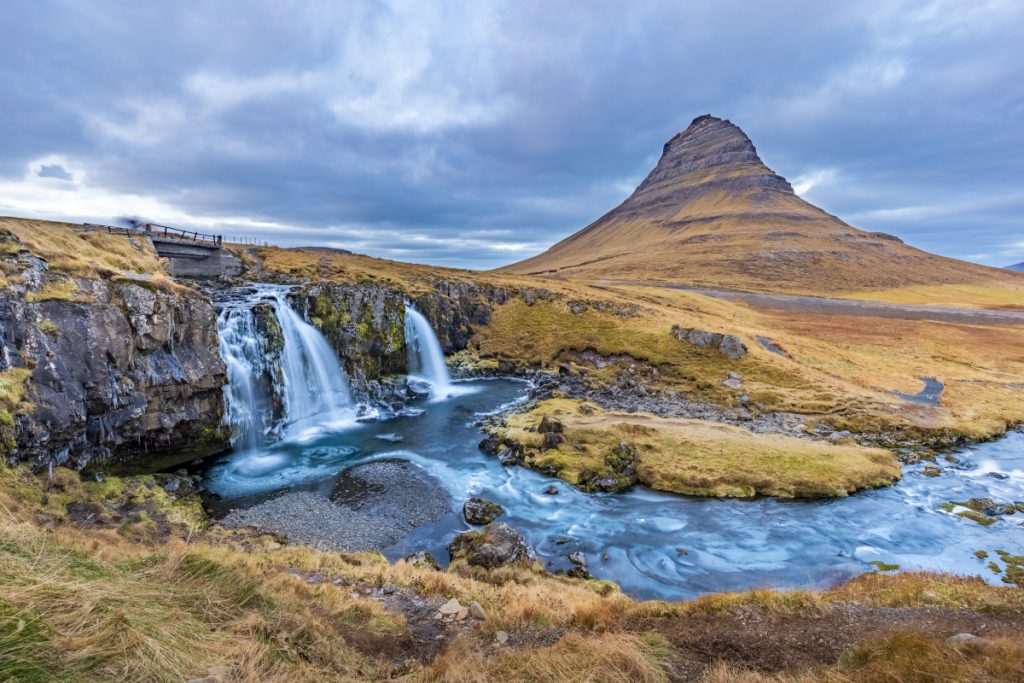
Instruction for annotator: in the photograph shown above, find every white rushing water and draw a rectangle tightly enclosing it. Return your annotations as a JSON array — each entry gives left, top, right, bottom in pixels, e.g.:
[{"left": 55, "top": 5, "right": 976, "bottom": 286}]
[
  {"left": 217, "top": 285, "right": 354, "bottom": 451},
  {"left": 404, "top": 304, "right": 457, "bottom": 401}
]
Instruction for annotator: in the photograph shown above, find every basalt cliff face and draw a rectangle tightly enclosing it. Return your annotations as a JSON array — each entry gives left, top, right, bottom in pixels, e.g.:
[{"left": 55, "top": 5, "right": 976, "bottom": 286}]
[
  {"left": 504, "top": 115, "right": 1022, "bottom": 294},
  {"left": 0, "top": 247, "right": 228, "bottom": 470}
]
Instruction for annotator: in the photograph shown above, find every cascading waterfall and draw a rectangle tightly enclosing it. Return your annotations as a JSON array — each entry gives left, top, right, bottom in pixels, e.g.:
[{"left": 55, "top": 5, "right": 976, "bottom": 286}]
[
  {"left": 404, "top": 304, "right": 455, "bottom": 401},
  {"left": 217, "top": 285, "right": 353, "bottom": 450}
]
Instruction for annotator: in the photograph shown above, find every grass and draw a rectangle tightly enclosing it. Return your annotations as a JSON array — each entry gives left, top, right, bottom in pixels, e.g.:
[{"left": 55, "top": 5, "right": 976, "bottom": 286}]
[
  {"left": 0, "top": 217, "right": 165, "bottom": 280},
  {"left": 24, "top": 277, "right": 91, "bottom": 303},
  {"left": 0, "top": 465, "right": 1021, "bottom": 681},
  {"left": 0, "top": 369, "right": 31, "bottom": 456},
  {"left": 492, "top": 399, "right": 900, "bottom": 498}
]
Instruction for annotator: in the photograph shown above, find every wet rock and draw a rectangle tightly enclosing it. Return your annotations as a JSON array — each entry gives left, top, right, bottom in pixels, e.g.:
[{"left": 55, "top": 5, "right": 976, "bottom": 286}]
[
  {"left": 479, "top": 435, "right": 502, "bottom": 455},
  {"left": 959, "top": 497, "right": 1017, "bottom": 516},
  {"left": 463, "top": 497, "right": 504, "bottom": 525},
  {"left": 406, "top": 551, "right": 442, "bottom": 571},
  {"left": 568, "top": 551, "right": 587, "bottom": 566},
  {"left": 497, "top": 447, "right": 523, "bottom": 466},
  {"left": 449, "top": 521, "right": 534, "bottom": 569},
  {"left": 566, "top": 565, "right": 592, "bottom": 580},
  {"left": 163, "top": 479, "right": 180, "bottom": 493},
  {"left": 543, "top": 485, "right": 559, "bottom": 495}
]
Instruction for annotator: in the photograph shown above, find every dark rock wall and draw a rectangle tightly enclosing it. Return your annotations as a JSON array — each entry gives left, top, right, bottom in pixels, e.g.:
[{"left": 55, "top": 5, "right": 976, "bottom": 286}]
[{"left": 0, "top": 250, "right": 228, "bottom": 470}]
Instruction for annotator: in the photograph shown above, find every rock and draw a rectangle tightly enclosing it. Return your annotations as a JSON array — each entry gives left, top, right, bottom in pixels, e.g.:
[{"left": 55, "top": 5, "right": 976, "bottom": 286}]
[
  {"left": 163, "top": 479, "right": 180, "bottom": 493},
  {"left": 568, "top": 551, "right": 587, "bottom": 566},
  {"left": 456, "top": 607, "right": 469, "bottom": 621},
  {"left": 495, "top": 630, "right": 509, "bottom": 645},
  {"left": 497, "top": 448, "right": 523, "bottom": 466},
  {"left": 448, "top": 521, "right": 534, "bottom": 569},
  {"left": 567, "top": 300, "right": 588, "bottom": 314},
  {"left": 722, "top": 376, "right": 743, "bottom": 390},
  {"left": 566, "top": 565, "right": 592, "bottom": 580},
  {"left": 463, "top": 497, "right": 504, "bottom": 525},
  {"left": 93, "top": 472, "right": 106, "bottom": 483},
  {"left": 469, "top": 601, "right": 486, "bottom": 620},
  {"left": 687, "top": 329, "right": 723, "bottom": 349},
  {"left": 947, "top": 633, "right": 987, "bottom": 646},
  {"left": 438, "top": 598, "right": 462, "bottom": 616},
  {"left": 538, "top": 415, "right": 564, "bottom": 434},
  {"left": 543, "top": 485, "right": 559, "bottom": 495},
  {"left": 718, "top": 334, "right": 748, "bottom": 360},
  {"left": 542, "top": 432, "right": 565, "bottom": 450},
  {"left": 479, "top": 435, "right": 502, "bottom": 455},
  {"left": 406, "top": 551, "right": 442, "bottom": 570}
]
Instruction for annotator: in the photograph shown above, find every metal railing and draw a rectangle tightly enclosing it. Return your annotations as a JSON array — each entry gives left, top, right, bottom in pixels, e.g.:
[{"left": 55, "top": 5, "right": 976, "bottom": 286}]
[{"left": 85, "top": 222, "right": 223, "bottom": 247}]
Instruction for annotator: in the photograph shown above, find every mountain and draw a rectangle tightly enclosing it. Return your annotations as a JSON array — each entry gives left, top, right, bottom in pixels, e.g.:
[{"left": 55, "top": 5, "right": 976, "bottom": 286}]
[
  {"left": 1008, "top": 262, "right": 1024, "bottom": 272},
  {"left": 503, "top": 115, "right": 1021, "bottom": 294}
]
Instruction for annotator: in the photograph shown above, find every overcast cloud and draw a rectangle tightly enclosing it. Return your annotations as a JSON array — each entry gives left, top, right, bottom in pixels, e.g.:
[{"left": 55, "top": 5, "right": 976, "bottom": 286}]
[{"left": 1, "top": 0, "right": 1022, "bottom": 268}]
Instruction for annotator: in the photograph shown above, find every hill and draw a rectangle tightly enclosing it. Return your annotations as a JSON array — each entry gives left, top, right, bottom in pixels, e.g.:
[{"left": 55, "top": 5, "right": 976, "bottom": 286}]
[
  {"left": 1008, "top": 262, "right": 1024, "bottom": 272},
  {"left": 502, "top": 115, "right": 1024, "bottom": 296}
]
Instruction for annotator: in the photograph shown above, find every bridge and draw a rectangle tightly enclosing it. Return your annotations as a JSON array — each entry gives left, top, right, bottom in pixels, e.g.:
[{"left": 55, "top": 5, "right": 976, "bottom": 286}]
[{"left": 88, "top": 222, "right": 242, "bottom": 279}]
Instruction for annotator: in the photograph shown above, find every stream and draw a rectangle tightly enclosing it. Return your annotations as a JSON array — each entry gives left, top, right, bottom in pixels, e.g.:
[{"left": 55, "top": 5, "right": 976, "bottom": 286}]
[
  {"left": 199, "top": 284, "right": 1024, "bottom": 601},
  {"left": 201, "top": 376, "right": 1024, "bottom": 601}
]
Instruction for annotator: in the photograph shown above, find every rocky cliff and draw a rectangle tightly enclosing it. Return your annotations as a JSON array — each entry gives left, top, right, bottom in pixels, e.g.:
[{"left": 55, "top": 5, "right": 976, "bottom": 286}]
[{"left": 0, "top": 246, "right": 228, "bottom": 470}]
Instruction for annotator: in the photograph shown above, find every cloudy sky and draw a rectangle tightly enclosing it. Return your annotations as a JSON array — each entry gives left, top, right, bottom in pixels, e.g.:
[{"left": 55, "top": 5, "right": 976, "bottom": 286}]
[{"left": 1, "top": 1, "right": 1022, "bottom": 269}]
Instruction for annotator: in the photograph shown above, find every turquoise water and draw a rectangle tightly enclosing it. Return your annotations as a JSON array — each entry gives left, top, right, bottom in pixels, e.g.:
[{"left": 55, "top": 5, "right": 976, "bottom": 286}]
[{"left": 202, "top": 379, "right": 1024, "bottom": 600}]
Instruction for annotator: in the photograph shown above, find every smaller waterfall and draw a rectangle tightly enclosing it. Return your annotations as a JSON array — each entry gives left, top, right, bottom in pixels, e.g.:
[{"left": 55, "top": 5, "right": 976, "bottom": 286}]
[
  {"left": 404, "top": 304, "right": 455, "bottom": 401},
  {"left": 217, "top": 285, "right": 354, "bottom": 450}
]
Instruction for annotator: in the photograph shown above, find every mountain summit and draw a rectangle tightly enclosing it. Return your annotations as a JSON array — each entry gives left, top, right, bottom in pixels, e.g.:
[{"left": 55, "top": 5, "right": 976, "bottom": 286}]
[{"left": 503, "top": 115, "right": 1019, "bottom": 294}]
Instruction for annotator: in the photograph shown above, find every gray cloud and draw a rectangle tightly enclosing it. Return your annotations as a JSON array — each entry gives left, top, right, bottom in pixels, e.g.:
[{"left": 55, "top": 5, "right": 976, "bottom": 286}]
[{"left": 0, "top": 0, "right": 1022, "bottom": 269}]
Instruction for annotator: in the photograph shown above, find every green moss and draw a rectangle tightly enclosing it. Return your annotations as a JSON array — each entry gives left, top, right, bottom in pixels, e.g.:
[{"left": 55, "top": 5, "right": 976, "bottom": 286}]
[
  {"left": 0, "top": 369, "right": 31, "bottom": 456},
  {"left": 988, "top": 561, "right": 1002, "bottom": 574},
  {"left": 25, "top": 278, "right": 90, "bottom": 303},
  {"left": 34, "top": 319, "right": 59, "bottom": 337},
  {"left": 868, "top": 560, "right": 901, "bottom": 573},
  {"left": 956, "top": 510, "right": 996, "bottom": 526},
  {"left": 975, "top": 550, "right": 989, "bottom": 560}
]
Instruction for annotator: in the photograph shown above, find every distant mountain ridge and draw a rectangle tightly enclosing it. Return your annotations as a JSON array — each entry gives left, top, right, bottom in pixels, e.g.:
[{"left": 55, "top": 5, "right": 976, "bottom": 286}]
[
  {"left": 503, "top": 115, "right": 1022, "bottom": 294},
  {"left": 1008, "top": 262, "right": 1024, "bottom": 272}
]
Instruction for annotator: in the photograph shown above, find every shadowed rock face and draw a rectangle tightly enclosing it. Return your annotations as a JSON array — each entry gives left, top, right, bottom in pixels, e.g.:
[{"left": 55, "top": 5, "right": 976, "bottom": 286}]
[
  {"left": 502, "top": 114, "right": 1021, "bottom": 294},
  {"left": 632, "top": 114, "right": 792, "bottom": 201}
]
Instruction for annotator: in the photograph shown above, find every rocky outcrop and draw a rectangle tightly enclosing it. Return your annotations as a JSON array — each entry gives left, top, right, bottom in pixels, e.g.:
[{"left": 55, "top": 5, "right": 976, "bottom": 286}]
[
  {"left": 0, "top": 249, "right": 228, "bottom": 470},
  {"left": 448, "top": 521, "right": 535, "bottom": 569},
  {"left": 671, "top": 326, "right": 748, "bottom": 360},
  {"left": 463, "top": 497, "right": 504, "bottom": 525}
]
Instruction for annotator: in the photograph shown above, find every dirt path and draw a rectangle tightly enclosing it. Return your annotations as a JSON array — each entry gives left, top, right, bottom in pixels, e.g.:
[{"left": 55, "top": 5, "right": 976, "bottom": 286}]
[
  {"left": 600, "top": 281, "right": 1024, "bottom": 325},
  {"left": 637, "top": 604, "right": 1024, "bottom": 681}
]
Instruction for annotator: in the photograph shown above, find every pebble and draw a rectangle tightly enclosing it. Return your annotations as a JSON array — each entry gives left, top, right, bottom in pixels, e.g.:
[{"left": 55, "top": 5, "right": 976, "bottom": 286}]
[
  {"left": 495, "top": 630, "right": 509, "bottom": 645},
  {"left": 456, "top": 607, "right": 469, "bottom": 621},
  {"left": 438, "top": 598, "right": 462, "bottom": 616},
  {"left": 469, "top": 601, "right": 486, "bottom": 620}
]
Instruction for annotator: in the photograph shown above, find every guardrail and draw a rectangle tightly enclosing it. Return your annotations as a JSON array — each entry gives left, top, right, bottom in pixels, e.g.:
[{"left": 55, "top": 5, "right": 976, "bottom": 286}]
[{"left": 84, "top": 222, "right": 223, "bottom": 247}]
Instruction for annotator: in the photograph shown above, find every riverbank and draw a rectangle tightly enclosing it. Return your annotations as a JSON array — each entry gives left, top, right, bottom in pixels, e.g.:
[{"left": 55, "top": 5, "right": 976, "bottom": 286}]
[{"left": 1, "top": 463, "right": 1022, "bottom": 682}]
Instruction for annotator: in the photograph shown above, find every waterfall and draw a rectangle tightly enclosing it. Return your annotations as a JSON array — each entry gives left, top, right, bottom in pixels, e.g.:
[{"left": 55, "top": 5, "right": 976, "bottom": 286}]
[
  {"left": 217, "top": 285, "right": 353, "bottom": 450},
  {"left": 404, "top": 304, "right": 455, "bottom": 401}
]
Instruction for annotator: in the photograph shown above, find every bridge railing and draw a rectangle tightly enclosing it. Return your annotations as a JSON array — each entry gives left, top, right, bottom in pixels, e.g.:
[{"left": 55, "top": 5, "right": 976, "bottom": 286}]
[{"left": 84, "top": 222, "right": 223, "bottom": 247}]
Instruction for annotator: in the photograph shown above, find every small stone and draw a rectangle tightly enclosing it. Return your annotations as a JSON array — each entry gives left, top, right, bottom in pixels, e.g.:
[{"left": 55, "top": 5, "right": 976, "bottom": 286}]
[
  {"left": 469, "top": 601, "right": 486, "bottom": 620},
  {"left": 438, "top": 598, "right": 462, "bottom": 616},
  {"left": 456, "top": 607, "right": 469, "bottom": 621},
  {"left": 568, "top": 551, "right": 587, "bottom": 566},
  {"left": 163, "top": 478, "right": 180, "bottom": 493},
  {"left": 94, "top": 472, "right": 106, "bottom": 483},
  {"left": 947, "top": 633, "right": 984, "bottom": 645},
  {"left": 495, "top": 630, "right": 509, "bottom": 645},
  {"left": 544, "top": 485, "right": 559, "bottom": 495},
  {"left": 463, "top": 497, "right": 505, "bottom": 525}
]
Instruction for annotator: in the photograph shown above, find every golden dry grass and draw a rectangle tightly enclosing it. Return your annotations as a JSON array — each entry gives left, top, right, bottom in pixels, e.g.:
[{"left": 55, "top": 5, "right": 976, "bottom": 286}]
[
  {"left": 0, "top": 217, "right": 166, "bottom": 279},
  {"left": 496, "top": 399, "right": 900, "bottom": 498}
]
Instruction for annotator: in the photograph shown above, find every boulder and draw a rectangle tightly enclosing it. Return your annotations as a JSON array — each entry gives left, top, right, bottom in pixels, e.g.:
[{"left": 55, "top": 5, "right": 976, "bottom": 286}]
[
  {"left": 718, "top": 334, "right": 748, "bottom": 360},
  {"left": 405, "top": 551, "right": 441, "bottom": 570},
  {"left": 448, "top": 521, "right": 534, "bottom": 569},
  {"left": 463, "top": 497, "right": 504, "bottom": 525},
  {"left": 538, "top": 415, "right": 564, "bottom": 434}
]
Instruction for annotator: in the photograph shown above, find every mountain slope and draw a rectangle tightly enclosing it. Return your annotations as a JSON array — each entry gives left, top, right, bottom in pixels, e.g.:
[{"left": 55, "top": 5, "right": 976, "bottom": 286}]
[
  {"left": 1008, "top": 262, "right": 1024, "bottom": 272},
  {"left": 503, "top": 115, "right": 1023, "bottom": 295}
]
